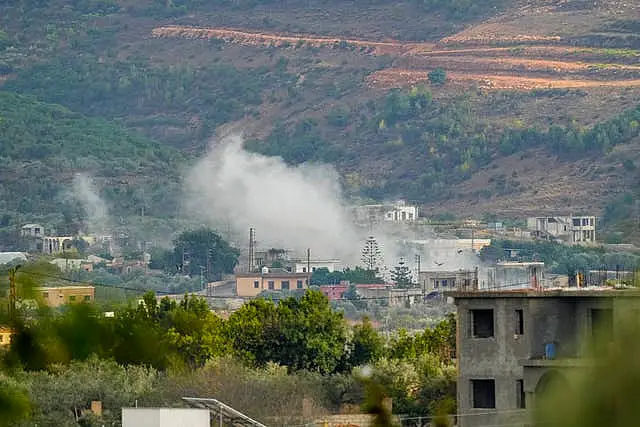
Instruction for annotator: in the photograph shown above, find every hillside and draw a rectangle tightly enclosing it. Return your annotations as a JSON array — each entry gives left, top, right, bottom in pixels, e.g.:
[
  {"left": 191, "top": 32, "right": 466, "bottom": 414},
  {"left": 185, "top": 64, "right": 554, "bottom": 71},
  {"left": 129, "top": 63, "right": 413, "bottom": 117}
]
[
  {"left": 1, "top": 0, "right": 640, "bottom": 236},
  {"left": 0, "top": 91, "right": 184, "bottom": 242}
]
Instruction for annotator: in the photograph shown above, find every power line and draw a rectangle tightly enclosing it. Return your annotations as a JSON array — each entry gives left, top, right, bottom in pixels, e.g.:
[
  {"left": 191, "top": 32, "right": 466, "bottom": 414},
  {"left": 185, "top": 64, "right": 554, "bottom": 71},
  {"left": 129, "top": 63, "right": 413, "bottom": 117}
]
[{"left": 18, "top": 270, "right": 173, "bottom": 295}]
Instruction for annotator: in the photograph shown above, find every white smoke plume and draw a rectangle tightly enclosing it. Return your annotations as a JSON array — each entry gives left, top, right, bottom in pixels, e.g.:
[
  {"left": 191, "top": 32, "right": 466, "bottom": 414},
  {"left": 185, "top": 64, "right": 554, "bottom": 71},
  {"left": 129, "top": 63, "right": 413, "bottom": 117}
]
[
  {"left": 184, "top": 135, "right": 362, "bottom": 263},
  {"left": 184, "top": 134, "right": 486, "bottom": 280},
  {"left": 72, "top": 173, "right": 110, "bottom": 237}
]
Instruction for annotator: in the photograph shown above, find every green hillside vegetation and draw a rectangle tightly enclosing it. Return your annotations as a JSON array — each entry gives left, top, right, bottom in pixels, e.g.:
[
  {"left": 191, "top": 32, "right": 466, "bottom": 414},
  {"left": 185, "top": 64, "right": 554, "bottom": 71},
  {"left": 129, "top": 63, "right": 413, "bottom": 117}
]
[
  {"left": 250, "top": 87, "right": 640, "bottom": 203},
  {"left": 0, "top": 0, "right": 639, "bottom": 237},
  {"left": 4, "top": 55, "right": 293, "bottom": 149},
  {"left": 0, "top": 91, "right": 184, "bottom": 234}
]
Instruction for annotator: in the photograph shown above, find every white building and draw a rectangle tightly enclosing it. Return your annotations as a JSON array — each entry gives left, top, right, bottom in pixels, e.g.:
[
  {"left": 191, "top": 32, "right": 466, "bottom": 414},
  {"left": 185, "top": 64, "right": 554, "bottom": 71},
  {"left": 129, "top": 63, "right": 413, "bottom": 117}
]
[
  {"left": 527, "top": 215, "right": 596, "bottom": 244},
  {"left": 293, "top": 259, "right": 342, "bottom": 273},
  {"left": 352, "top": 200, "right": 419, "bottom": 225},
  {"left": 383, "top": 200, "right": 419, "bottom": 222}
]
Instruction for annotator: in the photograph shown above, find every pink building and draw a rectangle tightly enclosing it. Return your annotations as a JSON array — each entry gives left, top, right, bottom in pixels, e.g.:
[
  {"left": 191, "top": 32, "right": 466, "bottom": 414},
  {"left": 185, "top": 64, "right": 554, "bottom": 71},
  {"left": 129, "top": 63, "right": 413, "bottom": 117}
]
[{"left": 320, "top": 282, "right": 390, "bottom": 301}]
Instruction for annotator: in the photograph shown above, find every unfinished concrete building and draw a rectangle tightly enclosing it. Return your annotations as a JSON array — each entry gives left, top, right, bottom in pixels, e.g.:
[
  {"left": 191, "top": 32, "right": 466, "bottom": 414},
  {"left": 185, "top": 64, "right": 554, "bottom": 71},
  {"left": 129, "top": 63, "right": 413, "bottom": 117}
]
[{"left": 450, "top": 288, "right": 640, "bottom": 427}]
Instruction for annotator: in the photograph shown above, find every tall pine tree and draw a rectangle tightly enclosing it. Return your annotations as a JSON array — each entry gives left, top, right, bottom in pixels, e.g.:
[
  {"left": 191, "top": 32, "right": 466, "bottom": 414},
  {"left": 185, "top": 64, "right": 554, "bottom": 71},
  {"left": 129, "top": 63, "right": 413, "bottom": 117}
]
[
  {"left": 361, "top": 236, "right": 383, "bottom": 272},
  {"left": 391, "top": 258, "right": 414, "bottom": 288}
]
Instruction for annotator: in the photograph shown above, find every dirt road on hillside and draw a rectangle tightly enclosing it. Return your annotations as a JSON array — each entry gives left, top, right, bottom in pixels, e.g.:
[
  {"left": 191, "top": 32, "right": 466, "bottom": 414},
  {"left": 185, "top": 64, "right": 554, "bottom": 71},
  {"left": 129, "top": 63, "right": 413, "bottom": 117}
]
[{"left": 152, "top": 25, "right": 640, "bottom": 91}]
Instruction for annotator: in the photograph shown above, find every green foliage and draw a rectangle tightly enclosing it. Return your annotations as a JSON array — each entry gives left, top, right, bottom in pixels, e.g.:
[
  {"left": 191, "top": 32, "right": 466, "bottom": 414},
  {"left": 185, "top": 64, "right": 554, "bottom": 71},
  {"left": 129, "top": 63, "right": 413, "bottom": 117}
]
[
  {"left": 0, "top": 375, "right": 31, "bottom": 426},
  {"left": 153, "top": 228, "right": 240, "bottom": 281},
  {"left": 5, "top": 56, "right": 287, "bottom": 148},
  {"left": 228, "top": 290, "right": 347, "bottom": 374},
  {"left": 391, "top": 259, "right": 414, "bottom": 288},
  {"left": 0, "top": 91, "right": 183, "bottom": 226},
  {"left": 388, "top": 314, "right": 456, "bottom": 362},
  {"left": 412, "top": 0, "right": 504, "bottom": 19},
  {"left": 428, "top": 68, "right": 447, "bottom": 85},
  {"left": 248, "top": 119, "right": 344, "bottom": 165},
  {"left": 19, "top": 357, "right": 156, "bottom": 427},
  {"left": 348, "top": 317, "right": 385, "bottom": 368}
]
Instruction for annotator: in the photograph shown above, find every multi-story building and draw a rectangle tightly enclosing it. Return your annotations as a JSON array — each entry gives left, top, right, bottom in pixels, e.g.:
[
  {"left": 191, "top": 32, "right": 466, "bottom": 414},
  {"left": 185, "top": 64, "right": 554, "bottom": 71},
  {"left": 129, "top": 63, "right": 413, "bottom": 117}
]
[
  {"left": 235, "top": 268, "right": 310, "bottom": 297},
  {"left": 39, "top": 286, "right": 95, "bottom": 307},
  {"left": 450, "top": 288, "right": 640, "bottom": 427},
  {"left": 527, "top": 215, "right": 597, "bottom": 244}
]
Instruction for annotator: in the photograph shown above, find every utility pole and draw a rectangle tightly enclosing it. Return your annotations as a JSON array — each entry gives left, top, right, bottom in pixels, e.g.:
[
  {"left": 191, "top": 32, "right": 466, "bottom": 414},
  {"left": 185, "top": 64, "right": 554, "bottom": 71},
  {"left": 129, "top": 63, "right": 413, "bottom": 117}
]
[
  {"left": 248, "top": 228, "right": 255, "bottom": 273},
  {"left": 415, "top": 254, "right": 422, "bottom": 302},
  {"left": 8, "top": 265, "right": 20, "bottom": 326}
]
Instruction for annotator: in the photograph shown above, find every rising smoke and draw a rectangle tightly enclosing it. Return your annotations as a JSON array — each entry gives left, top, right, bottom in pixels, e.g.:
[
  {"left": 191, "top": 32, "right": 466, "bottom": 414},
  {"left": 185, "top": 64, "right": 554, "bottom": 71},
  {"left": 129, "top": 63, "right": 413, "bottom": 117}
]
[
  {"left": 184, "top": 134, "right": 485, "bottom": 276},
  {"left": 184, "top": 134, "right": 362, "bottom": 263},
  {"left": 72, "top": 173, "right": 110, "bottom": 236}
]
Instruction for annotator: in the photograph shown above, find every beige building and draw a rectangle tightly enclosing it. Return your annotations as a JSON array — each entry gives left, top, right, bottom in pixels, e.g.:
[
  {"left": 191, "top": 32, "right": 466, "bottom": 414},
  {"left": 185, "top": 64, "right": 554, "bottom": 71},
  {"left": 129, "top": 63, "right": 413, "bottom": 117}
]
[
  {"left": 236, "top": 268, "right": 310, "bottom": 297},
  {"left": 0, "top": 326, "right": 13, "bottom": 347},
  {"left": 40, "top": 286, "right": 95, "bottom": 307}
]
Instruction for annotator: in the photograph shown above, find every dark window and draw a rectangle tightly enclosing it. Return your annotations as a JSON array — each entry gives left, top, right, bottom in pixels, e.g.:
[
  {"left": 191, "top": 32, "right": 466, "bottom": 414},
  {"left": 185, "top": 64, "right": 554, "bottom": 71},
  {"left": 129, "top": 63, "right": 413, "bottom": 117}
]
[
  {"left": 472, "top": 379, "right": 495, "bottom": 409},
  {"left": 591, "top": 308, "right": 613, "bottom": 338},
  {"left": 281, "top": 280, "right": 290, "bottom": 290},
  {"left": 442, "top": 279, "right": 448, "bottom": 287},
  {"left": 515, "top": 309, "right": 524, "bottom": 335},
  {"left": 573, "top": 218, "right": 581, "bottom": 226},
  {"left": 268, "top": 281, "right": 275, "bottom": 290},
  {"left": 69, "top": 296, "right": 76, "bottom": 302},
  {"left": 254, "top": 280, "right": 259, "bottom": 289},
  {"left": 471, "top": 309, "right": 494, "bottom": 338},
  {"left": 516, "top": 380, "right": 526, "bottom": 409},
  {"left": 84, "top": 295, "right": 91, "bottom": 302},
  {"left": 297, "top": 280, "right": 303, "bottom": 289}
]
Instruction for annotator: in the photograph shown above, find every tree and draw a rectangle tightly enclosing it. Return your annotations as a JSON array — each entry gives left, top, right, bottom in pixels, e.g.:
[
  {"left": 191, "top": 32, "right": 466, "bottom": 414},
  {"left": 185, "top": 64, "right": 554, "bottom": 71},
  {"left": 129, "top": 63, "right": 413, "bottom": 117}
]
[
  {"left": 428, "top": 68, "right": 447, "bottom": 86},
  {"left": 0, "top": 375, "right": 30, "bottom": 427},
  {"left": 348, "top": 317, "right": 385, "bottom": 368},
  {"left": 277, "top": 291, "right": 347, "bottom": 374},
  {"left": 228, "top": 290, "right": 347, "bottom": 374},
  {"left": 161, "top": 228, "right": 240, "bottom": 281},
  {"left": 391, "top": 259, "right": 414, "bottom": 288},
  {"left": 362, "top": 236, "right": 383, "bottom": 272}
]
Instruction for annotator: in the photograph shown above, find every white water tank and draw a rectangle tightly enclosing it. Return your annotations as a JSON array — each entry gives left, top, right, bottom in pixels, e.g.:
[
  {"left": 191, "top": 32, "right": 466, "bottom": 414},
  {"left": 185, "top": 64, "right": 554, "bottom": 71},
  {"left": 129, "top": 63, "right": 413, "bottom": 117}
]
[{"left": 261, "top": 266, "right": 269, "bottom": 274}]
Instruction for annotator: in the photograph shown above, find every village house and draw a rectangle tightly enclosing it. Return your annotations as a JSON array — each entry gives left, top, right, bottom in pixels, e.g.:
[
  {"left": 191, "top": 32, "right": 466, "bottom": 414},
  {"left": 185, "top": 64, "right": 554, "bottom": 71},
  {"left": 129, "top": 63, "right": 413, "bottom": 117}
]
[
  {"left": 449, "top": 287, "right": 640, "bottom": 427},
  {"left": 235, "top": 268, "right": 310, "bottom": 297},
  {"left": 39, "top": 286, "right": 95, "bottom": 307}
]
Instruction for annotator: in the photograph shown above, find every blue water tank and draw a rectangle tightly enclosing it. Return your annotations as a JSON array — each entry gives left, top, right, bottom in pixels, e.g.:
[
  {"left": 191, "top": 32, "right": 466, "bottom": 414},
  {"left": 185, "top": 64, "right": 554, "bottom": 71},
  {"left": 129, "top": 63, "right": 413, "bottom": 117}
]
[{"left": 545, "top": 342, "right": 557, "bottom": 360}]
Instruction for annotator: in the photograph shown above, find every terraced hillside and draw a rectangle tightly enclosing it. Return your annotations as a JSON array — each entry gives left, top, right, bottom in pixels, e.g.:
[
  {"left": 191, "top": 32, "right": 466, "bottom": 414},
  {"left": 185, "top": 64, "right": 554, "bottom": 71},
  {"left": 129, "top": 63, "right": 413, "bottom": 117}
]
[{"left": 1, "top": 0, "right": 640, "bottom": 237}]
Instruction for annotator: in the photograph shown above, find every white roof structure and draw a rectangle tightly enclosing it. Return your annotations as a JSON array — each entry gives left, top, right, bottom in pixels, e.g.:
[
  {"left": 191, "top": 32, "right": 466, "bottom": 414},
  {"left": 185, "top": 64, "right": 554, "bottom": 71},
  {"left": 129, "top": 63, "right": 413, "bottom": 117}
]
[{"left": 0, "top": 252, "right": 27, "bottom": 265}]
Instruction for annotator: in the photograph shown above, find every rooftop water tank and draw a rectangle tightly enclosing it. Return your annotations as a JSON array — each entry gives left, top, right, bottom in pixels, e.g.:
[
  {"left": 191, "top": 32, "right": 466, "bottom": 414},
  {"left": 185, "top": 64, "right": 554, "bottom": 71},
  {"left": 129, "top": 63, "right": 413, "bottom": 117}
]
[
  {"left": 261, "top": 266, "right": 269, "bottom": 274},
  {"left": 545, "top": 342, "right": 557, "bottom": 360}
]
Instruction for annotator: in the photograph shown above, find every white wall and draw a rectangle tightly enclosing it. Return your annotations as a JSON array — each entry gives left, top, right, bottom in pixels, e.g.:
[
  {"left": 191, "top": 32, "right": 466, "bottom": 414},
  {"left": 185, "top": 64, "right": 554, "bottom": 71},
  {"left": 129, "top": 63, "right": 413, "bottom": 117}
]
[{"left": 122, "top": 408, "right": 210, "bottom": 427}]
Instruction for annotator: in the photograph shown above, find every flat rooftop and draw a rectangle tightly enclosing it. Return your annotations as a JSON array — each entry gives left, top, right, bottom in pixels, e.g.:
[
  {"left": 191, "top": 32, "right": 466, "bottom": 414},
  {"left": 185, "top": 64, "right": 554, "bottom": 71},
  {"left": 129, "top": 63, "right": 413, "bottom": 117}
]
[{"left": 447, "top": 287, "right": 640, "bottom": 299}]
